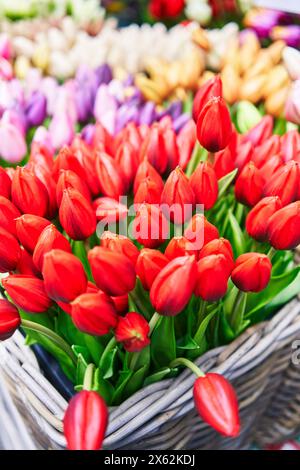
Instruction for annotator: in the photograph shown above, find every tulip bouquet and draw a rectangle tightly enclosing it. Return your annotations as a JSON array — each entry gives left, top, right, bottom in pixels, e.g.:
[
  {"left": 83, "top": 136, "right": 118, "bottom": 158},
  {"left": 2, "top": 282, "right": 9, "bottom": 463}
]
[{"left": 1, "top": 75, "right": 300, "bottom": 450}]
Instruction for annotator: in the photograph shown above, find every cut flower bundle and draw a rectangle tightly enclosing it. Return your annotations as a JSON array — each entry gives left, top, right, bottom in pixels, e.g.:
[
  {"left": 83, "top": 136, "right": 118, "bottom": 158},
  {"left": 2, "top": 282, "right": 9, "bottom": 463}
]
[{"left": 1, "top": 76, "right": 300, "bottom": 449}]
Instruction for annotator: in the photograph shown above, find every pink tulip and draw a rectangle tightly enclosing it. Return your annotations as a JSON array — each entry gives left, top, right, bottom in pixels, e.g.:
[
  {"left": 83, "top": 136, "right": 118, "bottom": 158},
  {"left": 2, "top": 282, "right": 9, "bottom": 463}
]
[
  {"left": 33, "top": 126, "right": 55, "bottom": 155},
  {"left": 94, "top": 85, "right": 118, "bottom": 135},
  {"left": 285, "top": 80, "right": 300, "bottom": 125},
  {"left": 0, "top": 34, "right": 12, "bottom": 60},
  {"left": 0, "top": 58, "right": 13, "bottom": 80},
  {"left": 0, "top": 121, "right": 27, "bottom": 163},
  {"left": 2, "top": 109, "right": 26, "bottom": 135},
  {"left": 49, "top": 111, "right": 74, "bottom": 150}
]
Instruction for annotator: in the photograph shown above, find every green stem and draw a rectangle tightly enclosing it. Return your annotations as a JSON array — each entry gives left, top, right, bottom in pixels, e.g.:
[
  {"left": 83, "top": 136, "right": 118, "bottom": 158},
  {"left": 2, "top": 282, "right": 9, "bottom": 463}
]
[
  {"left": 267, "top": 246, "right": 276, "bottom": 261},
  {"left": 21, "top": 319, "right": 77, "bottom": 365},
  {"left": 83, "top": 364, "right": 95, "bottom": 391},
  {"left": 186, "top": 141, "right": 202, "bottom": 177},
  {"left": 102, "top": 336, "right": 117, "bottom": 357},
  {"left": 193, "top": 300, "right": 207, "bottom": 343},
  {"left": 170, "top": 357, "right": 205, "bottom": 377},
  {"left": 128, "top": 291, "right": 150, "bottom": 320},
  {"left": 149, "top": 312, "right": 161, "bottom": 334},
  {"left": 230, "top": 290, "right": 247, "bottom": 333}
]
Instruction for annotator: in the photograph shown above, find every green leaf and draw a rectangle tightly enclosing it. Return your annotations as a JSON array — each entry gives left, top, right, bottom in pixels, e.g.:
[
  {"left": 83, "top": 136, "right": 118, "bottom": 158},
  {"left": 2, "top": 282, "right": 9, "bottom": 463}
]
[
  {"left": 177, "top": 335, "right": 200, "bottom": 350},
  {"left": 112, "top": 370, "right": 133, "bottom": 405},
  {"left": 236, "top": 101, "right": 262, "bottom": 133},
  {"left": 55, "top": 311, "right": 86, "bottom": 347},
  {"left": 122, "top": 364, "right": 149, "bottom": 399},
  {"left": 84, "top": 334, "right": 104, "bottom": 364},
  {"left": 72, "top": 345, "right": 91, "bottom": 364},
  {"left": 219, "top": 310, "right": 236, "bottom": 343},
  {"left": 76, "top": 353, "right": 88, "bottom": 385},
  {"left": 193, "top": 308, "right": 218, "bottom": 346},
  {"left": 151, "top": 316, "right": 176, "bottom": 368},
  {"left": 144, "top": 367, "right": 173, "bottom": 386},
  {"left": 93, "top": 368, "right": 115, "bottom": 405},
  {"left": 227, "top": 210, "right": 246, "bottom": 257},
  {"left": 71, "top": 240, "right": 93, "bottom": 281},
  {"left": 246, "top": 267, "right": 300, "bottom": 318},
  {"left": 99, "top": 347, "right": 118, "bottom": 379},
  {"left": 218, "top": 169, "right": 238, "bottom": 198}
]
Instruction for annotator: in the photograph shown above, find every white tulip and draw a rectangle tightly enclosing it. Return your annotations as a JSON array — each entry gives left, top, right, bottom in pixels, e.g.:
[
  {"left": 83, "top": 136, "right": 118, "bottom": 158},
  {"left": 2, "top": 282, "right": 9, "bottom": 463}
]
[{"left": 283, "top": 47, "right": 300, "bottom": 81}]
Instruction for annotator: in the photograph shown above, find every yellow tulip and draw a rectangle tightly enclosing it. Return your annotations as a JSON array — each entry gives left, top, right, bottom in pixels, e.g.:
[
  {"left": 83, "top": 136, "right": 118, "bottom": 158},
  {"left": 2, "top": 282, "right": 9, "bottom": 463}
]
[
  {"left": 14, "top": 55, "right": 31, "bottom": 80},
  {"left": 244, "top": 50, "right": 273, "bottom": 80},
  {"left": 239, "top": 74, "right": 267, "bottom": 103},
  {"left": 262, "top": 65, "right": 289, "bottom": 99},
  {"left": 267, "top": 40, "right": 285, "bottom": 65},
  {"left": 265, "top": 85, "right": 290, "bottom": 118},
  {"left": 32, "top": 43, "right": 50, "bottom": 71},
  {"left": 221, "top": 64, "right": 241, "bottom": 104}
]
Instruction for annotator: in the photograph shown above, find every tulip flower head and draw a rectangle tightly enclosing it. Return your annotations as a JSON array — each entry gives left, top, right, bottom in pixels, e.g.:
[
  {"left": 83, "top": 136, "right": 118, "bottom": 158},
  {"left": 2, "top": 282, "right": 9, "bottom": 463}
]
[
  {"left": 231, "top": 253, "right": 272, "bottom": 293},
  {"left": 161, "top": 166, "right": 195, "bottom": 224},
  {"left": 267, "top": 201, "right": 300, "bottom": 250},
  {"left": 0, "top": 299, "right": 21, "bottom": 341},
  {"left": 115, "top": 312, "right": 150, "bottom": 352},
  {"left": 2, "top": 275, "right": 52, "bottom": 313},
  {"left": 246, "top": 196, "right": 282, "bottom": 242},
  {"left": 195, "top": 254, "right": 231, "bottom": 301}
]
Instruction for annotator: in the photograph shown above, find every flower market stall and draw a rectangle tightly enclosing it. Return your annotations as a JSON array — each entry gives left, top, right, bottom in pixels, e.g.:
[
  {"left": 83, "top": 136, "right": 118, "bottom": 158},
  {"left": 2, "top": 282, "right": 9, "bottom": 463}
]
[{"left": 0, "top": 0, "right": 300, "bottom": 453}]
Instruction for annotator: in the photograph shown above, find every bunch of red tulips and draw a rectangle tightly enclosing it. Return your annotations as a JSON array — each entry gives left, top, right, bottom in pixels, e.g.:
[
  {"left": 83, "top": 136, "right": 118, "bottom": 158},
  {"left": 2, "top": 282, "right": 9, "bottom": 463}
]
[{"left": 1, "top": 75, "right": 300, "bottom": 450}]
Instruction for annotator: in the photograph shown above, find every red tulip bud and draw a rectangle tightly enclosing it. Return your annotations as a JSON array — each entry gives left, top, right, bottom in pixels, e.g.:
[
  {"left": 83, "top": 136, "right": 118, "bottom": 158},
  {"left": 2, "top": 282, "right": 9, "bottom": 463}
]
[
  {"left": 242, "top": 115, "right": 273, "bottom": 147},
  {"left": 246, "top": 196, "right": 282, "bottom": 242},
  {"left": 134, "top": 160, "right": 164, "bottom": 195},
  {"left": 59, "top": 188, "right": 96, "bottom": 241},
  {"left": 231, "top": 253, "right": 272, "bottom": 292},
  {"left": 263, "top": 161, "right": 300, "bottom": 206},
  {"left": 0, "top": 227, "right": 21, "bottom": 272},
  {"left": 140, "top": 124, "right": 168, "bottom": 174},
  {"left": 193, "top": 373, "right": 240, "bottom": 437},
  {"left": 2, "top": 275, "right": 52, "bottom": 313},
  {"left": 163, "top": 127, "right": 180, "bottom": 171},
  {"left": 234, "top": 141, "right": 253, "bottom": 172},
  {"left": 197, "top": 96, "right": 232, "bottom": 153},
  {"left": 42, "top": 249, "right": 87, "bottom": 302},
  {"left": 32, "top": 163, "right": 58, "bottom": 219},
  {"left": 71, "top": 292, "right": 118, "bottom": 336},
  {"left": 133, "top": 203, "right": 168, "bottom": 249},
  {"left": 115, "top": 142, "right": 139, "bottom": 189},
  {"left": 93, "top": 122, "right": 114, "bottom": 155},
  {"left": 94, "top": 197, "right": 128, "bottom": 223},
  {"left": 56, "top": 169, "right": 91, "bottom": 206},
  {"left": 100, "top": 231, "right": 139, "bottom": 266},
  {"left": 115, "top": 312, "right": 150, "bottom": 352},
  {"left": 16, "top": 247, "right": 41, "bottom": 277},
  {"left": 252, "top": 135, "right": 281, "bottom": 168},
  {"left": 76, "top": 146, "right": 101, "bottom": 197},
  {"left": 11, "top": 167, "right": 49, "bottom": 217},
  {"left": 63, "top": 390, "right": 108, "bottom": 450},
  {"left": 161, "top": 167, "right": 195, "bottom": 224},
  {"left": 184, "top": 214, "right": 219, "bottom": 250},
  {"left": 198, "top": 237, "right": 234, "bottom": 269},
  {"left": 15, "top": 214, "right": 51, "bottom": 253},
  {"left": 281, "top": 130, "right": 300, "bottom": 162},
  {"left": 190, "top": 162, "right": 218, "bottom": 210},
  {"left": 165, "top": 236, "right": 198, "bottom": 260},
  {"left": 33, "top": 225, "right": 72, "bottom": 271},
  {"left": 150, "top": 255, "right": 197, "bottom": 316},
  {"left": 267, "top": 201, "right": 300, "bottom": 250},
  {"left": 235, "top": 162, "right": 264, "bottom": 207},
  {"left": 134, "top": 177, "right": 162, "bottom": 205},
  {"left": 259, "top": 154, "right": 283, "bottom": 184},
  {"left": 213, "top": 146, "right": 235, "bottom": 180},
  {"left": 192, "top": 76, "right": 222, "bottom": 123},
  {"left": 177, "top": 120, "right": 197, "bottom": 170},
  {"left": 0, "top": 167, "right": 12, "bottom": 199},
  {"left": 136, "top": 248, "right": 168, "bottom": 290},
  {"left": 52, "top": 145, "right": 87, "bottom": 182},
  {"left": 88, "top": 247, "right": 136, "bottom": 296},
  {"left": 0, "top": 196, "right": 21, "bottom": 236},
  {"left": 195, "top": 254, "right": 230, "bottom": 301},
  {"left": 112, "top": 294, "right": 128, "bottom": 315},
  {"left": 95, "top": 151, "right": 125, "bottom": 200},
  {"left": 0, "top": 299, "right": 21, "bottom": 340}
]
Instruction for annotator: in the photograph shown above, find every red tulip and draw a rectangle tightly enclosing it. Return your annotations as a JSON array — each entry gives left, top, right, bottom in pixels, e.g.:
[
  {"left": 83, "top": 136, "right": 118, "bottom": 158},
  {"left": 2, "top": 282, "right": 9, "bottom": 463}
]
[
  {"left": 11, "top": 167, "right": 49, "bottom": 217},
  {"left": 242, "top": 115, "right": 273, "bottom": 147},
  {"left": 184, "top": 214, "right": 219, "bottom": 250},
  {"left": 235, "top": 162, "right": 264, "bottom": 207},
  {"left": 195, "top": 254, "right": 231, "bottom": 301},
  {"left": 63, "top": 390, "right": 108, "bottom": 450},
  {"left": 115, "top": 312, "right": 150, "bottom": 352},
  {"left": 163, "top": 127, "right": 180, "bottom": 171},
  {"left": 140, "top": 124, "right": 168, "bottom": 174},
  {"left": 0, "top": 227, "right": 21, "bottom": 272},
  {"left": 71, "top": 292, "right": 118, "bottom": 336},
  {"left": 177, "top": 120, "right": 197, "bottom": 170},
  {"left": 0, "top": 196, "right": 21, "bottom": 236},
  {"left": 32, "top": 163, "right": 58, "bottom": 219},
  {"left": 263, "top": 161, "right": 300, "bottom": 206},
  {"left": 132, "top": 203, "right": 168, "bottom": 248},
  {"left": 246, "top": 196, "right": 282, "bottom": 242},
  {"left": 52, "top": 145, "right": 87, "bottom": 182},
  {"left": 100, "top": 231, "right": 139, "bottom": 266},
  {"left": 213, "top": 146, "right": 236, "bottom": 180},
  {"left": 149, "top": 0, "right": 185, "bottom": 19},
  {"left": 76, "top": 146, "right": 100, "bottom": 197},
  {"left": 134, "top": 177, "right": 162, "bottom": 205},
  {"left": 95, "top": 151, "right": 125, "bottom": 200},
  {"left": 259, "top": 154, "right": 283, "bottom": 184},
  {"left": 16, "top": 247, "right": 40, "bottom": 277},
  {"left": 115, "top": 122, "right": 142, "bottom": 155},
  {"left": 56, "top": 169, "right": 91, "bottom": 206},
  {"left": 0, "top": 299, "right": 21, "bottom": 340},
  {"left": 33, "top": 225, "right": 72, "bottom": 271},
  {"left": 134, "top": 160, "right": 164, "bottom": 195},
  {"left": 115, "top": 142, "right": 139, "bottom": 189},
  {"left": 0, "top": 167, "right": 11, "bottom": 199},
  {"left": 197, "top": 96, "right": 232, "bottom": 153},
  {"left": 94, "top": 197, "right": 128, "bottom": 223},
  {"left": 267, "top": 201, "right": 300, "bottom": 250},
  {"left": 59, "top": 188, "right": 96, "bottom": 240},
  {"left": 190, "top": 162, "right": 218, "bottom": 210},
  {"left": 234, "top": 141, "right": 253, "bottom": 172},
  {"left": 88, "top": 246, "right": 136, "bottom": 296},
  {"left": 193, "top": 373, "right": 240, "bottom": 437},
  {"left": 93, "top": 122, "right": 114, "bottom": 155},
  {"left": 2, "top": 275, "right": 52, "bottom": 313},
  {"left": 136, "top": 248, "right": 168, "bottom": 290},
  {"left": 198, "top": 237, "right": 234, "bottom": 270},
  {"left": 252, "top": 135, "right": 281, "bottom": 168},
  {"left": 161, "top": 167, "right": 195, "bottom": 224},
  {"left": 281, "top": 129, "right": 300, "bottom": 162},
  {"left": 15, "top": 214, "right": 51, "bottom": 253},
  {"left": 112, "top": 294, "right": 128, "bottom": 315},
  {"left": 231, "top": 253, "right": 272, "bottom": 292},
  {"left": 192, "top": 76, "right": 222, "bottom": 123},
  {"left": 42, "top": 249, "right": 87, "bottom": 302},
  {"left": 150, "top": 255, "right": 197, "bottom": 316},
  {"left": 165, "top": 236, "right": 198, "bottom": 260}
]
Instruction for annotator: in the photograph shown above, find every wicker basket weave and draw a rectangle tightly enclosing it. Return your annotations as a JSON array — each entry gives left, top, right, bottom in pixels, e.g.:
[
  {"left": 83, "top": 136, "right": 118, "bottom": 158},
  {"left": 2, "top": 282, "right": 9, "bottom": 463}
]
[{"left": 0, "top": 298, "right": 300, "bottom": 450}]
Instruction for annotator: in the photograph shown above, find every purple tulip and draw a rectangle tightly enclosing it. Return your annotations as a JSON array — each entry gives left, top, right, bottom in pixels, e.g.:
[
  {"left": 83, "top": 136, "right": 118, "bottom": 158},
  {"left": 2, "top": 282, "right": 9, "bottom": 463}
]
[
  {"left": 173, "top": 113, "right": 190, "bottom": 133},
  {"left": 25, "top": 91, "right": 47, "bottom": 127},
  {"left": 81, "top": 124, "right": 95, "bottom": 145},
  {"left": 139, "top": 101, "right": 156, "bottom": 125},
  {"left": 94, "top": 85, "right": 118, "bottom": 134},
  {"left": 247, "top": 9, "right": 285, "bottom": 38},
  {"left": 95, "top": 64, "right": 113, "bottom": 86},
  {"left": 272, "top": 25, "right": 300, "bottom": 48},
  {"left": 41, "top": 77, "right": 59, "bottom": 115},
  {"left": 0, "top": 120, "right": 27, "bottom": 163},
  {"left": 167, "top": 101, "right": 182, "bottom": 120},
  {"left": 115, "top": 104, "right": 139, "bottom": 134},
  {"left": 2, "top": 108, "right": 27, "bottom": 135},
  {"left": 75, "top": 86, "right": 93, "bottom": 123}
]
